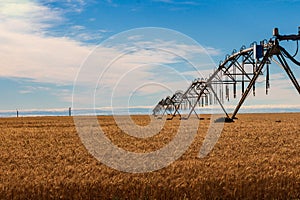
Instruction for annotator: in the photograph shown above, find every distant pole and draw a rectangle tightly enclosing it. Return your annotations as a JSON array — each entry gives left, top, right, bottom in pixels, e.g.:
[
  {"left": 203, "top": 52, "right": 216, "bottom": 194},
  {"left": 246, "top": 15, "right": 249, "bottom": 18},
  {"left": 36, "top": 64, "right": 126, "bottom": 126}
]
[
  {"left": 69, "top": 107, "right": 71, "bottom": 116},
  {"left": 16, "top": 109, "right": 19, "bottom": 118}
]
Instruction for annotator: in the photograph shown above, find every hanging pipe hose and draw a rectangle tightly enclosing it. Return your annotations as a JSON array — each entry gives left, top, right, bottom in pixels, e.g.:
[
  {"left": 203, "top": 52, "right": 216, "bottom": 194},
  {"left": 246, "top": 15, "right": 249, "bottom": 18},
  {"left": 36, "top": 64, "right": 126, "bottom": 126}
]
[
  {"left": 291, "top": 40, "right": 299, "bottom": 58},
  {"left": 280, "top": 46, "right": 300, "bottom": 66}
]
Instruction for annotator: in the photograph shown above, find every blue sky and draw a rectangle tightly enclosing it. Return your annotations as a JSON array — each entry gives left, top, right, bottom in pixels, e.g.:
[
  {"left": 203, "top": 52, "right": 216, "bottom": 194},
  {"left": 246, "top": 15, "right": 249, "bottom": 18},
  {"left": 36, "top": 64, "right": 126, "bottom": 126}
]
[{"left": 1, "top": 0, "right": 300, "bottom": 112}]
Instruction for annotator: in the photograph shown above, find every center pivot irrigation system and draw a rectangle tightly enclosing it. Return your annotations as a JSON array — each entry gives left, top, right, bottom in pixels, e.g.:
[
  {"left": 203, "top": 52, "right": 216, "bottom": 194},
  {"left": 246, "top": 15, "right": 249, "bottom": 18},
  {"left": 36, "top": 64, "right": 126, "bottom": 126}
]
[{"left": 153, "top": 27, "right": 300, "bottom": 122}]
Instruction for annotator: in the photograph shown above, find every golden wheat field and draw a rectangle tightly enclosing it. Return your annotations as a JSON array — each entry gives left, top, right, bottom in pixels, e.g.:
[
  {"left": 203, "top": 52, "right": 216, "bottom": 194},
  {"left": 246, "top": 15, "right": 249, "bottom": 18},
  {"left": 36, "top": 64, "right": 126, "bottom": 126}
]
[{"left": 0, "top": 113, "right": 299, "bottom": 199}]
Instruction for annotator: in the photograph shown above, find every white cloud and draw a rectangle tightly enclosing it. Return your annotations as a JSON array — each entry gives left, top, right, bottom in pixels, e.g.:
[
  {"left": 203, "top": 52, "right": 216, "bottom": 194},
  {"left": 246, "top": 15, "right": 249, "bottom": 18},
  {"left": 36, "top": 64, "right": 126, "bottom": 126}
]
[
  {"left": 19, "top": 85, "right": 51, "bottom": 94},
  {"left": 71, "top": 25, "right": 85, "bottom": 30},
  {"left": 72, "top": 29, "right": 220, "bottom": 107},
  {"left": 6, "top": 0, "right": 296, "bottom": 111},
  {"left": 0, "top": 0, "right": 94, "bottom": 85},
  {"left": 68, "top": 27, "right": 106, "bottom": 42},
  {"left": 0, "top": 0, "right": 63, "bottom": 32},
  {"left": 0, "top": 2, "right": 219, "bottom": 108},
  {"left": 0, "top": 27, "right": 92, "bottom": 84}
]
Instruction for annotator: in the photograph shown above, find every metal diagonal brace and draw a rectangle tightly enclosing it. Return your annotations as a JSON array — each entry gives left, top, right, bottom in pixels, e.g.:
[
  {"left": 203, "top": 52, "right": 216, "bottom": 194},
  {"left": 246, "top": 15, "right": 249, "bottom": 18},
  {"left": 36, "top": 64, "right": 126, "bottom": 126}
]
[
  {"left": 277, "top": 51, "right": 300, "bottom": 94},
  {"left": 231, "top": 47, "right": 273, "bottom": 120}
]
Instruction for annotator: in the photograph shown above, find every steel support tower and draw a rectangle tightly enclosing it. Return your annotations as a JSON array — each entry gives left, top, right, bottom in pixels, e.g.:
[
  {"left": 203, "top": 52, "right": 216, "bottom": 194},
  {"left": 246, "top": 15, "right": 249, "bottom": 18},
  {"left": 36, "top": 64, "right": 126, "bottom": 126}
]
[{"left": 153, "top": 27, "right": 300, "bottom": 121}]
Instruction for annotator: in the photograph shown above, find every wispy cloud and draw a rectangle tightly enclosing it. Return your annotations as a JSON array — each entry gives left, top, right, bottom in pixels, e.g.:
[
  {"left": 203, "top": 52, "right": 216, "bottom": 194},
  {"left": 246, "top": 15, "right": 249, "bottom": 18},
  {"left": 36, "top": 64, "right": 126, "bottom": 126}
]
[
  {"left": 105, "top": 0, "right": 119, "bottom": 7},
  {"left": 0, "top": 0, "right": 93, "bottom": 84},
  {"left": 152, "top": 0, "right": 200, "bottom": 5},
  {"left": 19, "top": 86, "right": 51, "bottom": 94},
  {"left": 0, "top": 27, "right": 92, "bottom": 84},
  {"left": 3, "top": 0, "right": 297, "bottom": 111},
  {"left": 68, "top": 25, "right": 108, "bottom": 42},
  {"left": 40, "top": 0, "right": 88, "bottom": 13},
  {"left": 0, "top": 0, "right": 63, "bottom": 33},
  {"left": 72, "top": 29, "right": 221, "bottom": 107},
  {"left": 0, "top": 1, "right": 220, "bottom": 108}
]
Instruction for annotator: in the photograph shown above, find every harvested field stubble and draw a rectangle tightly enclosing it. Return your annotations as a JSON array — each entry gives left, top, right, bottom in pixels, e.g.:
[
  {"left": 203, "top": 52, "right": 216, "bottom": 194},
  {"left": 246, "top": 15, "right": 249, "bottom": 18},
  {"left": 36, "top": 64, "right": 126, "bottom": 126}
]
[{"left": 0, "top": 113, "right": 299, "bottom": 199}]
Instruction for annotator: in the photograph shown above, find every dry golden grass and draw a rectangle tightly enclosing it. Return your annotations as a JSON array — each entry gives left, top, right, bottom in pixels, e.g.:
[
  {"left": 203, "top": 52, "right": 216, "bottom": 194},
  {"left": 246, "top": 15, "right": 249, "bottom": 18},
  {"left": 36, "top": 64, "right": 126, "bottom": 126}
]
[{"left": 0, "top": 113, "right": 299, "bottom": 199}]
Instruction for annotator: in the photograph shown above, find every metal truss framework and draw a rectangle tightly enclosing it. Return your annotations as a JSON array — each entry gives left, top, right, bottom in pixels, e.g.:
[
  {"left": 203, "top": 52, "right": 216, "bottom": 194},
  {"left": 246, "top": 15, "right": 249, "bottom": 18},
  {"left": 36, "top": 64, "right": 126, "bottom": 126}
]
[{"left": 153, "top": 27, "right": 300, "bottom": 122}]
